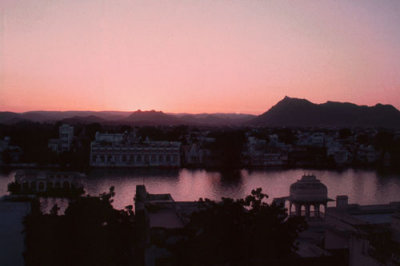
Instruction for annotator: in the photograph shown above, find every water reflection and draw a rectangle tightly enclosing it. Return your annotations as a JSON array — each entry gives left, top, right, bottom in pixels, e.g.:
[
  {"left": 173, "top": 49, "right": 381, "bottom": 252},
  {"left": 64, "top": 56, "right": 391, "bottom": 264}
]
[{"left": 1, "top": 168, "right": 400, "bottom": 210}]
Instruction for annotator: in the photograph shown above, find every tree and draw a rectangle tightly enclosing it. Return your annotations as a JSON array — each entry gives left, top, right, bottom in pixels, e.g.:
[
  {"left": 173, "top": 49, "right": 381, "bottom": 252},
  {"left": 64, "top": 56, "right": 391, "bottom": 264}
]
[
  {"left": 166, "top": 188, "right": 307, "bottom": 265},
  {"left": 208, "top": 130, "right": 246, "bottom": 169},
  {"left": 24, "top": 187, "right": 139, "bottom": 266},
  {"left": 338, "top": 128, "right": 352, "bottom": 139}
]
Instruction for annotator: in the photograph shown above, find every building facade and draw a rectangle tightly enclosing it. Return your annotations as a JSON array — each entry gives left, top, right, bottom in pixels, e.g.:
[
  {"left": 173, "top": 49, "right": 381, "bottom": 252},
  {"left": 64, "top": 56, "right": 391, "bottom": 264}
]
[
  {"left": 13, "top": 170, "right": 84, "bottom": 193},
  {"left": 90, "top": 132, "right": 181, "bottom": 167},
  {"left": 48, "top": 124, "right": 74, "bottom": 153},
  {"left": 59, "top": 124, "right": 74, "bottom": 152}
]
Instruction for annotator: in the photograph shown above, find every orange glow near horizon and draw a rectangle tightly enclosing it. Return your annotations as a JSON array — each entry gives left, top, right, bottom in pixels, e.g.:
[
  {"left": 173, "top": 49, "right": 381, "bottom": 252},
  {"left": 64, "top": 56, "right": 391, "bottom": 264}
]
[{"left": 1, "top": 1, "right": 400, "bottom": 115}]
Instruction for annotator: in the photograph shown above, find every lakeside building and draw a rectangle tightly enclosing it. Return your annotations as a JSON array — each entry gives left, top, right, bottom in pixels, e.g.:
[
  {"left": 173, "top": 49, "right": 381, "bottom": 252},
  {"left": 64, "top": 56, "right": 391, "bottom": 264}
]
[
  {"left": 274, "top": 175, "right": 400, "bottom": 265},
  {"left": 13, "top": 170, "right": 84, "bottom": 193},
  {"left": 135, "top": 185, "right": 200, "bottom": 265},
  {"left": 0, "top": 137, "right": 23, "bottom": 164},
  {"left": 244, "top": 135, "right": 290, "bottom": 167},
  {"left": 90, "top": 132, "right": 181, "bottom": 167},
  {"left": 356, "top": 145, "right": 380, "bottom": 164},
  {"left": 48, "top": 124, "right": 74, "bottom": 153},
  {"left": 325, "top": 197, "right": 400, "bottom": 266}
]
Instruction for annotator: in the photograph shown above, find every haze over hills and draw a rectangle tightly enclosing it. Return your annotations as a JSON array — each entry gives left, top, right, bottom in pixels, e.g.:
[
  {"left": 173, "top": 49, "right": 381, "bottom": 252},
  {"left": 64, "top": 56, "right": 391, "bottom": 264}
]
[
  {"left": 250, "top": 96, "right": 400, "bottom": 128},
  {"left": 0, "top": 110, "right": 256, "bottom": 126},
  {"left": 1, "top": 97, "right": 400, "bottom": 128}
]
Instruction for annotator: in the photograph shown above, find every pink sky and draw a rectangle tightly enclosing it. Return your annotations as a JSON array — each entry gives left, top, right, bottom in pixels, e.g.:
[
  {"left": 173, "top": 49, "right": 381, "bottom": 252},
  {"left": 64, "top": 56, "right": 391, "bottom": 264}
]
[{"left": 1, "top": 0, "right": 400, "bottom": 114}]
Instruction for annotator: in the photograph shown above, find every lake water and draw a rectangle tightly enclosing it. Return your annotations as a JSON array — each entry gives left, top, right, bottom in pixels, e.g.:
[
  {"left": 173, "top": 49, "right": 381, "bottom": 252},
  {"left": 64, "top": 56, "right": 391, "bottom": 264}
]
[{"left": 1, "top": 168, "right": 400, "bottom": 210}]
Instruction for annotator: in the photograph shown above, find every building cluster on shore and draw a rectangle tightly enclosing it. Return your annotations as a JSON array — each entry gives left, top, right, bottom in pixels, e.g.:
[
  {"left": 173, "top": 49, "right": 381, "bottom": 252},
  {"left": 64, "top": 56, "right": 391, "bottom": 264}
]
[
  {"left": 135, "top": 175, "right": 400, "bottom": 266},
  {"left": 1, "top": 123, "right": 400, "bottom": 169}
]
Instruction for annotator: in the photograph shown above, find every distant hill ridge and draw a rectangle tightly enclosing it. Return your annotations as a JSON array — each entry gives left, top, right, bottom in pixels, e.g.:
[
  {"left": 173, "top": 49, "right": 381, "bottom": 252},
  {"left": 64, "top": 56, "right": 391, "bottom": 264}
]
[
  {"left": 250, "top": 96, "right": 400, "bottom": 128},
  {"left": 1, "top": 96, "right": 399, "bottom": 128},
  {"left": 0, "top": 109, "right": 256, "bottom": 126}
]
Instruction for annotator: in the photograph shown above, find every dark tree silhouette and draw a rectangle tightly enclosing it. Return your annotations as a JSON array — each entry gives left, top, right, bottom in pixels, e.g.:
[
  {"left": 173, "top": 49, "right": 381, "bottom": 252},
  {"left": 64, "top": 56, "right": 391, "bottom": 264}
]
[
  {"left": 23, "top": 187, "right": 139, "bottom": 266},
  {"left": 166, "top": 188, "right": 307, "bottom": 265},
  {"left": 207, "top": 130, "right": 246, "bottom": 169}
]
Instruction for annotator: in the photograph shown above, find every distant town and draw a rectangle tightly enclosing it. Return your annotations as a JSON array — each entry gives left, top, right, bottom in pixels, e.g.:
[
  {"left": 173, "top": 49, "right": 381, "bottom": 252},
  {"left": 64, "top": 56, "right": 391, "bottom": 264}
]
[
  {"left": 2, "top": 96, "right": 400, "bottom": 171},
  {"left": 1, "top": 121, "right": 400, "bottom": 171}
]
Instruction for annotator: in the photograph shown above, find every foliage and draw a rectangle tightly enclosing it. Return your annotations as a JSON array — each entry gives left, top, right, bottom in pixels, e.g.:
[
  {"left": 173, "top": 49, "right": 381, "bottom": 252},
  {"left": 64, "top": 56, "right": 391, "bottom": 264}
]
[
  {"left": 373, "top": 130, "right": 394, "bottom": 151},
  {"left": 207, "top": 130, "right": 246, "bottom": 169},
  {"left": 23, "top": 187, "right": 139, "bottom": 266},
  {"left": 166, "top": 188, "right": 307, "bottom": 265},
  {"left": 338, "top": 128, "right": 352, "bottom": 139},
  {"left": 366, "top": 226, "right": 400, "bottom": 265},
  {"left": 272, "top": 128, "right": 298, "bottom": 144}
]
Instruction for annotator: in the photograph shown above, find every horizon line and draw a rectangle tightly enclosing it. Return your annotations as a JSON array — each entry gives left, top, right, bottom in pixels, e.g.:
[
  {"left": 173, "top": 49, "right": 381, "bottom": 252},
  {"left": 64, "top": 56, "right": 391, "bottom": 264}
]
[{"left": 1, "top": 96, "right": 399, "bottom": 115}]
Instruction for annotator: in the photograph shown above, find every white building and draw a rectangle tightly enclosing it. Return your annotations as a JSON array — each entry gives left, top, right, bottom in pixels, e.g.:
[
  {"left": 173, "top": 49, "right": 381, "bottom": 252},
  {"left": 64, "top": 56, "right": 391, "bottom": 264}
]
[
  {"left": 14, "top": 170, "right": 84, "bottom": 193},
  {"left": 59, "top": 124, "right": 74, "bottom": 152},
  {"left": 183, "top": 143, "right": 206, "bottom": 166},
  {"left": 356, "top": 145, "right": 379, "bottom": 164},
  {"left": 90, "top": 132, "right": 181, "bottom": 167},
  {"left": 327, "top": 143, "right": 352, "bottom": 165},
  {"left": 48, "top": 124, "right": 74, "bottom": 153},
  {"left": 296, "top": 132, "right": 326, "bottom": 147}
]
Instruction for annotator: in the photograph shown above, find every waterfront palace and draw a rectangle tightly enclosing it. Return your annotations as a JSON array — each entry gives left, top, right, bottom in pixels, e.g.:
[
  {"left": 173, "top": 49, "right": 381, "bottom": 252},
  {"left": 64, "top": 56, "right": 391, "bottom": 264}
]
[{"left": 90, "top": 132, "right": 181, "bottom": 167}]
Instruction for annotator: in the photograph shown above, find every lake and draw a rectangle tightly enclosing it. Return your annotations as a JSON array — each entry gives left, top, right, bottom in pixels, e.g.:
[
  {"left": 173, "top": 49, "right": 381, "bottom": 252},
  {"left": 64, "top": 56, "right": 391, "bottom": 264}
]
[{"left": 1, "top": 168, "right": 400, "bottom": 210}]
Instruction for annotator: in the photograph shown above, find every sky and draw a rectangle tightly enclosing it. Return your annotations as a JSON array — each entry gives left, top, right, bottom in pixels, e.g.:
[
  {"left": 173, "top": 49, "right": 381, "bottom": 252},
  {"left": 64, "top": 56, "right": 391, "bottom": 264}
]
[{"left": 1, "top": 0, "right": 400, "bottom": 114}]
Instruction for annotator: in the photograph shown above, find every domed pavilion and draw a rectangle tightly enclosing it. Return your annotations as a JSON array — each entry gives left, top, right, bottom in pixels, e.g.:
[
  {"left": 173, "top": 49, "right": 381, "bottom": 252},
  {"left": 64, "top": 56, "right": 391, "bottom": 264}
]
[{"left": 288, "top": 174, "right": 330, "bottom": 218}]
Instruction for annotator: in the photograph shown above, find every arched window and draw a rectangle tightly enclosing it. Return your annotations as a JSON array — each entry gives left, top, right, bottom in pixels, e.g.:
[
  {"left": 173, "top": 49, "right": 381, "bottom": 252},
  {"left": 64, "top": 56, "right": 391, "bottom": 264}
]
[
  {"left": 301, "top": 205, "right": 306, "bottom": 216},
  {"left": 310, "top": 205, "right": 316, "bottom": 217}
]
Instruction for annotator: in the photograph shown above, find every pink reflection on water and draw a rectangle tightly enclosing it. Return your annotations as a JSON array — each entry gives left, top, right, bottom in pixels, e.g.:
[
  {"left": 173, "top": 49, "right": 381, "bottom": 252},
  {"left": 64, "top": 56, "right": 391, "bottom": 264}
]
[{"left": 1, "top": 168, "right": 400, "bottom": 211}]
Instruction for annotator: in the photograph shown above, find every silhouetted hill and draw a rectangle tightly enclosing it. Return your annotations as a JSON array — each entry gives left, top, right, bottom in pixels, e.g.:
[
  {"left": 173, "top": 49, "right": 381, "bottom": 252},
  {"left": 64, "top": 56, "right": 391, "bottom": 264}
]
[
  {"left": 60, "top": 115, "right": 106, "bottom": 124},
  {"left": 0, "top": 111, "right": 131, "bottom": 124},
  {"left": 177, "top": 113, "right": 255, "bottom": 126},
  {"left": 0, "top": 112, "right": 25, "bottom": 124},
  {"left": 0, "top": 110, "right": 255, "bottom": 126},
  {"left": 123, "top": 110, "right": 182, "bottom": 125},
  {"left": 3, "top": 98, "right": 398, "bottom": 128},
  {"left": 251, "top": 96, "right": 400, "bottom": 128}
]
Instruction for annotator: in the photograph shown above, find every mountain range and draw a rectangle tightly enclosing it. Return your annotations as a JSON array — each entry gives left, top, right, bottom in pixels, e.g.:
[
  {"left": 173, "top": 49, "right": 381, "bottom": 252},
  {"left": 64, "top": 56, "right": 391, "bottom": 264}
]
[
  {"left": 251, "top": 96, "right": 400, "bottom": 128},
  {"left": 1, "top": 96, "right": 400, "bottom": 128}
]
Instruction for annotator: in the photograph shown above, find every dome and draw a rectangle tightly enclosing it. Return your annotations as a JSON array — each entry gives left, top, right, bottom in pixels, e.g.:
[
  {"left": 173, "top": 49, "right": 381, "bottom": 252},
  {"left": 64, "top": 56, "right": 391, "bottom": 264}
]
[{"left": 289, "top": 175, "right": 328, "bottom": 203}]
